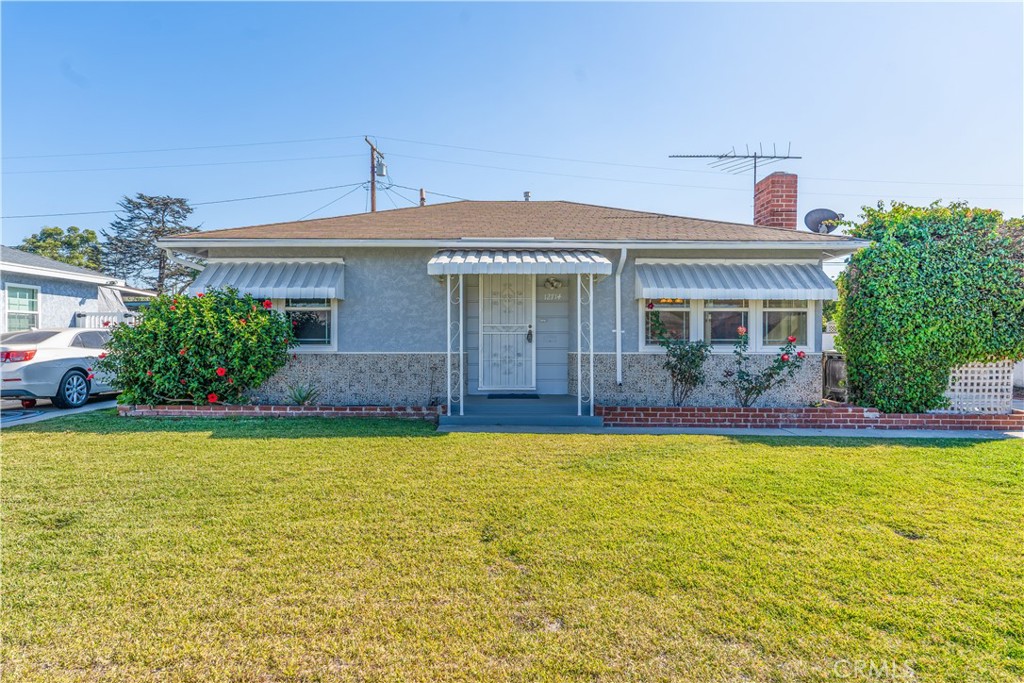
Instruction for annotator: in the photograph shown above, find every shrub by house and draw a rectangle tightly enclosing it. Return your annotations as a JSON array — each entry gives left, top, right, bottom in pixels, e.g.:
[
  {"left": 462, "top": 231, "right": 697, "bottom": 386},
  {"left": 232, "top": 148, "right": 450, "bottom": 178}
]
[
  {"left": 99, "top": 287, "right": 294, "bottom": 405},
  {"left": 837, "top": 202, "right": 1024, "bottom": 414}
]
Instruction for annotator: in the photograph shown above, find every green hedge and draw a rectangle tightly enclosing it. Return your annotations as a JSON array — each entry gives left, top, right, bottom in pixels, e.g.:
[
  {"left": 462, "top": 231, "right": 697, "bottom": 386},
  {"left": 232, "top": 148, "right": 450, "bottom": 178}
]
[
  {"left": 837, "top": 202, "right": 1024, "bottom": 413},
  {"left": 99, "top": 288, "right": 294, "bottom": 405}
]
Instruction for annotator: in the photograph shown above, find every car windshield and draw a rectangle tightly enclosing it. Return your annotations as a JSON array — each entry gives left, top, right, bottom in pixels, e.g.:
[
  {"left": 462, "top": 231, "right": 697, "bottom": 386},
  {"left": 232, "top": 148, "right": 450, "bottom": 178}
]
[{"left": 1, "top": 330, "right": 61, "bottom": 344}]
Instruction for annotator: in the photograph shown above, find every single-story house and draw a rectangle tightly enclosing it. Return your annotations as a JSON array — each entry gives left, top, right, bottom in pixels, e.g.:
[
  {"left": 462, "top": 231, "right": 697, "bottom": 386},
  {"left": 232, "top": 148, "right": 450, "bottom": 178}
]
[
  {"left": 162, "top": 172, "right": 867, "bottom": 424},
  {"left": 0, "top": 246, "right": 154, "bottom": 333}
]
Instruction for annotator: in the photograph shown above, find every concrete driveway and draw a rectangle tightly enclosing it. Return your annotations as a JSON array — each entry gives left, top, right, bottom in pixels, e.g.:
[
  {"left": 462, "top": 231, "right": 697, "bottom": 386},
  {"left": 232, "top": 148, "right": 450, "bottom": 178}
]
[{"left": 1, "top": 395, "right": 117, "bottom": 427}]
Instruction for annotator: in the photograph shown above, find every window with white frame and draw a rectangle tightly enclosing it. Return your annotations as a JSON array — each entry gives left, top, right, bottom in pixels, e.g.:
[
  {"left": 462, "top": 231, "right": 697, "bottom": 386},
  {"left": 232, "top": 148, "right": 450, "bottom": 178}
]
[
  {"left": 284, "top": 298, "right": 332, "bottom": 345},
  {"left": 703, "top": 299, "right": 749, "bottom": 345},
  {"left": 643, "top": 298, "right": 690, "bottom": 346},
  {"left": 6, "top": 285, "right": 39, "bottom": 332},
  {"left": 762, "top": 299, "right": 809, "bottom": 346}
]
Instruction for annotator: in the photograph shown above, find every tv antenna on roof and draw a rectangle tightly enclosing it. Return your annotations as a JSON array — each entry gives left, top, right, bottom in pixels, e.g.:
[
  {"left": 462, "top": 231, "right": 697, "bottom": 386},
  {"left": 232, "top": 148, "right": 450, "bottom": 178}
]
[{"left": 669, "top": 144, "right": 802, "bottom": 219}]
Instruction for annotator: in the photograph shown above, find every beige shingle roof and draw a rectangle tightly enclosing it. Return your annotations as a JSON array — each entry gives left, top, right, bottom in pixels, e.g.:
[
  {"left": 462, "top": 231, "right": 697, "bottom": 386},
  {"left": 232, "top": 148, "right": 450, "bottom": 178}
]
[{"left": 173, "top": 200, "right": 852, "bottom": 242}]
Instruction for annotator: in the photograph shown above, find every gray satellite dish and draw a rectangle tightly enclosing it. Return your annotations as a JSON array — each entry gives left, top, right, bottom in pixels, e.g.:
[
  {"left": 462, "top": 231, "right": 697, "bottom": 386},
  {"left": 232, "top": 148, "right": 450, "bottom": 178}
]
[{"left": 804, "top": 208, "right": 842, "bottom": 234}]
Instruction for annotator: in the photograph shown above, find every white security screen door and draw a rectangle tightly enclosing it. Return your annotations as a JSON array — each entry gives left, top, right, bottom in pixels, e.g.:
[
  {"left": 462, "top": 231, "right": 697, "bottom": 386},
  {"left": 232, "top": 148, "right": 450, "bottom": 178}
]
[{"left": 479, "top": 274, "right": 536, "bottom": 390}]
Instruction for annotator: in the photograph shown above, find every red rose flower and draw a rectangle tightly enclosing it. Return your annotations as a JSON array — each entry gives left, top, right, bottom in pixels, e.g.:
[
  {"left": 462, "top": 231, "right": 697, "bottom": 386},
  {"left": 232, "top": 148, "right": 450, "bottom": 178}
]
[
  {"left": 102, "top": 321, "right": 110, "bottom": 327},
  {"left": 196, "top": 292, "right": 204, "bottom": 298},
  {"left": 227, "top": 378, "right": 234, "bottom": 385},
  {"left": 797, "top": 350, "right": 806, "bottom": 359},
  {"left": 781, "top": 353, "right": 790, "bottom": 362},
  {"left": 737, "top": 326, "right": 747, "bottom": 336},
  {"left": 146, "top": 371, "right": 153, "bottom": 376},
  {"left": 646, "top": 301, "right": 655, "bottom": 310},
  {"left": 86, "top": 373, "right": 95, "bottom": 380},
  {"left": 787, "top": 335, "right": 797, "bottom": 343},
  {"left": 98, "top": 352, "right": 107, "bottom": 359},
  {"left": 262, "top": 300, "right": 273, "bottom": 309},
  {"left": 207, "top": 393, "right": 218, "bottom": 403},
  {"left": 180, "top": 379, "right": 187, "bottom": 385},
  {"left": 239, "top": 318, "right": 247, "bottom": 325},
  {"left": 170, "top": 305, "right": 176, "bottom": 311},
  {"left": 179, "top": 349, "right": 187, "bottom": 356},
  {"left": 216, "top": 367, "right": 227, "bottom": 377}
]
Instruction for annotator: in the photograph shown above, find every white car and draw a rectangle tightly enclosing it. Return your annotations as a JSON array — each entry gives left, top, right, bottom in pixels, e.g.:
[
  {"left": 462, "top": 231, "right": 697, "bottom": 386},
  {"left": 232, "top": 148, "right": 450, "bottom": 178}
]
[{"left": 1, "top": 329, "right": 114, "bottom": 409}]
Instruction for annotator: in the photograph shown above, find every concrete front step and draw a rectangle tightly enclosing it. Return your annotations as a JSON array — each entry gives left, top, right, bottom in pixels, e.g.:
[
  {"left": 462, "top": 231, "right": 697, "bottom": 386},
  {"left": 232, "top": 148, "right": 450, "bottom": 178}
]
[{"left": 439, "top": 413, "right": 604, "bottom": 427}]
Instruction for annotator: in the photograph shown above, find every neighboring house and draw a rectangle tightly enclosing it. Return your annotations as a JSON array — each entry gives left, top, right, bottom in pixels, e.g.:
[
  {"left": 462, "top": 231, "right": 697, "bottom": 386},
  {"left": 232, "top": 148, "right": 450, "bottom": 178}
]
[
  {"left": 162, "top": 172, "right": 867, "bottom": 423},
  {"left": 0, "top": 246, "right": 153, "bottom": 333}
]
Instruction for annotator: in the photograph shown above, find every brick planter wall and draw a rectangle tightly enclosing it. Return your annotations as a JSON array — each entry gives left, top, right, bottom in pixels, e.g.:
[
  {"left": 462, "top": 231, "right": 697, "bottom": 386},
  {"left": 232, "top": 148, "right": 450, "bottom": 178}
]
[
  {"left": 118, "top": 404, "right": 443, "bottom": 420},
  {"left": 595, "top": 405, "right": 1024, "bottom": 431}
]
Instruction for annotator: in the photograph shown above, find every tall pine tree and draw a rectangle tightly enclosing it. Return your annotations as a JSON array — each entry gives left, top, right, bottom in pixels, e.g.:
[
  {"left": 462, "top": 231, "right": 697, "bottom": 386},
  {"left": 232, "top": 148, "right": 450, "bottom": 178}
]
[{"left": 102, "top": 194, "right": 199, "bottom": 293}]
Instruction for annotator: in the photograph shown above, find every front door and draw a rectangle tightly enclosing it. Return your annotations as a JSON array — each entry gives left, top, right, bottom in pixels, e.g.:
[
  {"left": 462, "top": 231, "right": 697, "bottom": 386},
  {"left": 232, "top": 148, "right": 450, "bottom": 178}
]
[{"left": 479, "top": 274, "right": 535, "bottom": 390}]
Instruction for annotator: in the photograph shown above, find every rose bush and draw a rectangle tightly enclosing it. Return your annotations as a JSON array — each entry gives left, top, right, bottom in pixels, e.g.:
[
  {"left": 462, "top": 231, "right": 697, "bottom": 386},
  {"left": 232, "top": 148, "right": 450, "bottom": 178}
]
[
  {"left": 720, "top": 327, "right": 806, "bottom": 407},
  {"left": 98, "top": 287, "right": 295, "bottom": 405}
]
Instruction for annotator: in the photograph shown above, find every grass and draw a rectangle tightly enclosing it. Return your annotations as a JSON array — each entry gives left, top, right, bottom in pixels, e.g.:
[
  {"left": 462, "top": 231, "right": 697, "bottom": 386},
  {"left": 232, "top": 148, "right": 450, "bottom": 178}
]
[{"left": 2, "top": 412, "right": 1022, "bottom": 682}]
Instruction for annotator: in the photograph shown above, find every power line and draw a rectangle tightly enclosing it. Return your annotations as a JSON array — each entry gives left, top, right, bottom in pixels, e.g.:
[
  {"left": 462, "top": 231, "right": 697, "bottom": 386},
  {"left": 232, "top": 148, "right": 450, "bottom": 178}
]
[
  {"left": 388, "top": 154, "right": 1022, "bottom": 201},
  {"left": 389, "top": 183, "right": 470, "bottom": 201},
  {"left": 1, "top": 182, "right": 366, "bottom": 219},
  {"left": 378, "top": 135, "right": 1022, "bottom": 189},
  {"left": 299, "top": 184, "right": 367, "bottom": 220},
  {"left": 384, "top": 185, "right": 420, "bottom": 206},
  {"left": 3, "top": 153, "right": 365, "bottom": 175},
  {"left": 3, "top": 135, "right": 366, "bottom": 160}
]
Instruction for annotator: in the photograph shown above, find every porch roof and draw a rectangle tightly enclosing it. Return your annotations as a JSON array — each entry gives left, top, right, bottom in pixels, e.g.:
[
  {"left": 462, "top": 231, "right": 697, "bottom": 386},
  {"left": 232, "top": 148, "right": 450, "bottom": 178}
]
[
  {"left": 427, "top": 249, "right": 612, "bottom": 276},
  {"left": 189, "top": 260, "right": 345, "bottom": 299},
  {"left": 635, "top": 262, "right": 838, "bottom": 300}
]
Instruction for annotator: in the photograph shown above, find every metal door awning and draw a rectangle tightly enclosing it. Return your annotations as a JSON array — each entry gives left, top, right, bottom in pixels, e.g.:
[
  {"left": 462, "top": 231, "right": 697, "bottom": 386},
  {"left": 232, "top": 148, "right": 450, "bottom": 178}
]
[
  {"left": 427, "top": 249, "right": 612, "bottom": 276},
  {"left": 635, "top": 262, "right": 838, "bottom": 300},
  {"left": 189, "top": 261, "right": 345, "bottom": 299}
]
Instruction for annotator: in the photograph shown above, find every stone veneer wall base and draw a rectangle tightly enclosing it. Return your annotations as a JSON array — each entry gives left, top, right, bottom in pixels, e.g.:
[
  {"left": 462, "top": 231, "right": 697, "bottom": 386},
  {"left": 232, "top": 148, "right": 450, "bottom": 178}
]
[{"left": 118, "top": 404, "right": 443, "bottom": 420}]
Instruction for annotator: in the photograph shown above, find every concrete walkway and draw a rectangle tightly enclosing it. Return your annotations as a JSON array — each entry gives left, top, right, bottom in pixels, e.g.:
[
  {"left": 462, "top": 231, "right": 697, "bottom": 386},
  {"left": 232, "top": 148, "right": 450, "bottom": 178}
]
[{"left": 438, "top": 424, "right": 1023, "bottom": 439}]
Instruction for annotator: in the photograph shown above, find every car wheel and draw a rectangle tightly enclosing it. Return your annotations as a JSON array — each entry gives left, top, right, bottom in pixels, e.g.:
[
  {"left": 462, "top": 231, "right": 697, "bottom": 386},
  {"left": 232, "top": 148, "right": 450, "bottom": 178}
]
[
  {"left": 20, "top": 399, "right": 37, "bottom": 409},
  {"left": 52, "top": 370, "right": 90, "bottom": 409}
]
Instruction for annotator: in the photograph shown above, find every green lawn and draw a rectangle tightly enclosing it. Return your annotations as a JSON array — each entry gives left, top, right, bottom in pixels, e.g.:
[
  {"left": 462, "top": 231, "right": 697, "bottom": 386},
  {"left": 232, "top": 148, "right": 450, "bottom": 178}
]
[{"left": 3, "top": 413, "right": 1022, "bottom": 682}]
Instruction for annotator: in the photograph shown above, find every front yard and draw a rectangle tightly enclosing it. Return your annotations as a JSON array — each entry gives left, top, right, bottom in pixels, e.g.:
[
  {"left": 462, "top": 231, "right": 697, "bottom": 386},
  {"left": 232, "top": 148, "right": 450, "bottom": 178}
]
[{"left": 2, "top": 413, "right": 1022, "bottom": 682}]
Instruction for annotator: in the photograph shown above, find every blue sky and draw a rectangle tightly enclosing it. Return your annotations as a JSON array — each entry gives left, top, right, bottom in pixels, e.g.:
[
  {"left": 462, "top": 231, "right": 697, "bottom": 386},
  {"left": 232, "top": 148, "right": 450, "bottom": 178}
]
[{"left": 2, "top": 2, "right": 1022, "bottom": 244}]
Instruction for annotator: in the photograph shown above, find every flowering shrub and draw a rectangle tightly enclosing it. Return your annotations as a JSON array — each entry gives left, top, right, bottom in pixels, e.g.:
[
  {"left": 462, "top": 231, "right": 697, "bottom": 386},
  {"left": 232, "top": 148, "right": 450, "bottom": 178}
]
[
  {"left": 648, "top": 310, "right": 712, "bottom": 405},
  {"left": 98, "top": 287, "right": 294, "bottom": 405},
  {"left": 719, "top": 328, "right": 806, "bottom": 407}
]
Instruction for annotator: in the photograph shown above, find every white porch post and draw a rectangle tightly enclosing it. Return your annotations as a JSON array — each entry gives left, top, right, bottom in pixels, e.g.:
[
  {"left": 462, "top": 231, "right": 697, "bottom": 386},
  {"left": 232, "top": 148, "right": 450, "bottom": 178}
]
[
  {"left": 458, "top": 273, "right": 464, "bottom": 415},
  {"left": 446, "top": 274, "right": 452, "bottom": 415},
  {"left": 577, "top": 275, "right": 582, "bottom": 417},
  {"left": 445, "top": 274, "right": 464, "bottom": 416},
  {"left": 577, "top": 273, "right": 594, "bottom": 417},
  {"left": 588, "top": 272, "right": 595, "bottom": 417}
]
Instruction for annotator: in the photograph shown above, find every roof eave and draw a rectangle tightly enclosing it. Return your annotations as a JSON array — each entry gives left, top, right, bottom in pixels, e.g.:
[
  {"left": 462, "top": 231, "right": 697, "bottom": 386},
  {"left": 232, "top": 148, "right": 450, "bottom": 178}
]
[{"left": 159, "top": 237, "right": 868, "bottom": 254}]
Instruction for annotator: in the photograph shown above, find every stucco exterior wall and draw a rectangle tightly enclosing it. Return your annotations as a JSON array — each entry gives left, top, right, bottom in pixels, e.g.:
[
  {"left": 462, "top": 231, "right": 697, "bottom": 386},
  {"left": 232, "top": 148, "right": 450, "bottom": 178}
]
[
  {"left": 0, "top": 274, "right": 104, "bottom": 332},
  {"left": 569, "top": 352, "right": 824, "bottom": 408}
]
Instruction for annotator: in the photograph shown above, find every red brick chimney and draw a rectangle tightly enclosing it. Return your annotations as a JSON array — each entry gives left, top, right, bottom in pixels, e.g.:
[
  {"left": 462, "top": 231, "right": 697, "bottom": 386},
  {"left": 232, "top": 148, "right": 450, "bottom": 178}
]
[{"left": 754, "top": 172, "right": 798, "bottom": 229}]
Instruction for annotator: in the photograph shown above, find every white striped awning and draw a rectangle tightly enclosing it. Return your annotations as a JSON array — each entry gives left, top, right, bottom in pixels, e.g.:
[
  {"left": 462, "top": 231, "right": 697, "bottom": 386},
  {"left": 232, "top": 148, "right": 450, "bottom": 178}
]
[
  {"left": 189, "top": 261, "right": 345, "bottom": 299},
  {"left": 636, "top": 262, "right": 838, "bottom": 300},
  {"left": 427, "top": 249, "right": 612, "bottom": 276}
]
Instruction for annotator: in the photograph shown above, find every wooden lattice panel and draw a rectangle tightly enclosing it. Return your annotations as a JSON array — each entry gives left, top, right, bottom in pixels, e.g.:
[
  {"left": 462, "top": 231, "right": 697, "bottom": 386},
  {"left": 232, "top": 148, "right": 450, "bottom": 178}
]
[{"left": 943, "top": 361, "right": 1015, "bottom": 414}]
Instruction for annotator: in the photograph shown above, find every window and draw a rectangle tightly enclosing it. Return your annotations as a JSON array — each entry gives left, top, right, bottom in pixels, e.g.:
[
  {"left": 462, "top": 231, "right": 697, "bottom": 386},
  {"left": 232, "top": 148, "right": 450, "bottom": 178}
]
[
  {"left": 72, "top": 331, "right": 110, "bottom": 349},
  {"left": 644, "top": 298, "right": 689, "bottom": 346},
  {"left": 6, "top": 285, "right": 39, "bottom": 332},
  {"left": 285, "top": 298, "right": 332, "bottom": 345},
  {"left": 762, "top": 299, "right": 808, "bottom": 346},
  {"left": 703, "top": 299, "right": 749, "bottom": 345}
]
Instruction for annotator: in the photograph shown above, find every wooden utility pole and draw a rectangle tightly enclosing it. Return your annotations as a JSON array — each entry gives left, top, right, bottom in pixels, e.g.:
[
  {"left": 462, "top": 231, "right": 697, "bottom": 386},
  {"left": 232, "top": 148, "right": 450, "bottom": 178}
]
[{"left": 365, "top": 137, "right": 380, "bottom": 212}]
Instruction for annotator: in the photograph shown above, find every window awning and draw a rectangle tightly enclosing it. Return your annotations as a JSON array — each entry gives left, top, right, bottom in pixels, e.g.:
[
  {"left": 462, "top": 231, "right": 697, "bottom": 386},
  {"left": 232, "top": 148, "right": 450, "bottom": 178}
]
[
  {"left": 427, "top": 249, "right": 612, "bottom": 276},
  {"left": 189, "top": 261, "right": 345, "bottom": 299},
  {"left": 635, "top": 262, "right": 838, "bottom": 300}
]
